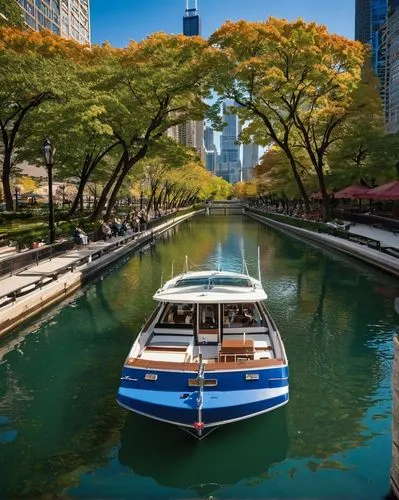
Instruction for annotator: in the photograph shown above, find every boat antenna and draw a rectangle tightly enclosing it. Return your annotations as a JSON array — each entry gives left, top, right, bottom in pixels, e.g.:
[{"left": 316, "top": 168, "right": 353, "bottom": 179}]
[
  {"left": 160, "top": 272, "right": 163, "bottom": 288},
  {"left": 185, "top": 255, "right": 189, "bottom": 274},
  {"left": 258, "top": 246, "right": 261, "bottom": 282},
  {"left": 241, "top": 248, "right": 249, "bottom": 276},
  {"left": 171, "top": 260, "right": 174, "bottom": 279}
]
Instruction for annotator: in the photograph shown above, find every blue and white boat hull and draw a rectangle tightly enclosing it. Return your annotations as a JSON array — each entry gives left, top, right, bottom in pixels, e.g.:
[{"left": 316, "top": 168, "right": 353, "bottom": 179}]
[{"left": 117, "top": 364, "right": 289, "bottom": 437}]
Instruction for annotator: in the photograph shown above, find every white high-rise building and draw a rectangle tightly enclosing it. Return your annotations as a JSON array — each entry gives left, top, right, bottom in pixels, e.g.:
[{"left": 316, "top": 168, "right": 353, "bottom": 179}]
[
  {"left": 15, "top": 0, "right": 91, "bottom": 44},
  {"left": 242, "top": 143, "right": 259, "bottom": 181},
  {"left": 60, "top": 0, "right": 90, "bottom": 44}
]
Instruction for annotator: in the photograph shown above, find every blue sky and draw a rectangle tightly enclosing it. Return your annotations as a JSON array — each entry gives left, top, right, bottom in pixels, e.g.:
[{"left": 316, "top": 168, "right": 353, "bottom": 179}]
[{"left": 91, "top": 0, "right": 355, "bottom": 47}]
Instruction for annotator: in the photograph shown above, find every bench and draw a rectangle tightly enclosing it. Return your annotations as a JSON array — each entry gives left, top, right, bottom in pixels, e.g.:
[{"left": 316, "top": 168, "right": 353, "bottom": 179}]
[{"left": 382, "top": 247, "right": 399, "bottom": 258}]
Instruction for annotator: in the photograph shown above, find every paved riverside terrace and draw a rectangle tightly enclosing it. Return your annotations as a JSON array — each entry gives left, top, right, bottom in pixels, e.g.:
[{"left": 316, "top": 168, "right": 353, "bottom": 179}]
[
  {"left": 0, "top": 232, "right": 139, "bottom": 307},
  {"left": 0, "top": 210, "right": 200, "bottom": 336},
  {"left": 347, "top": 222, "right": 399, "bottom": 247},
  {"left": 245, "top": 209, "right": 399, "bottom": 278}
]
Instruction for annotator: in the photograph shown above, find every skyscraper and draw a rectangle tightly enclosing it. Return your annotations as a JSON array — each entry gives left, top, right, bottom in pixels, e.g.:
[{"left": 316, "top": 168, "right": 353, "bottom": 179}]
[
  {"left": 242, "top": 144, "right": 259, "bottom": 181},
  {"left": 15, "top": 0, "right": 90, "bottom": 44},
  {"left": 218, "top": 100, "right": 241, "bottom": 183},
  {"left": 355, "top": 0, "right": 387, "bottom": 86},
  {"left": 204, "top": 126, "right": 218, "bottom": 173},
  {"left": 168, "top": 1, "right": 204, "bottom": 159},
  {"left": 204, "top": 126, "right": 215, "bottom": 150},
  {"left": 183, "top": 0, "right": 201, "bottom": 36},
  {"left": 387, "top": 0, "right": 399, "bottom": 131},
  {"left": 60, "top": 0, "right": 90, "bottom": 44}
]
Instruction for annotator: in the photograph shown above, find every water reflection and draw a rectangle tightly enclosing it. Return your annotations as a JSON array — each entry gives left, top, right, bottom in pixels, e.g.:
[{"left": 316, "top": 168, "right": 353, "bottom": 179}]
[
  {"left": 0, "top": 215, "right": 395, "bottom": 499},
  {"left": 119, "top": 407, "right": 288, "bottom": 497}
]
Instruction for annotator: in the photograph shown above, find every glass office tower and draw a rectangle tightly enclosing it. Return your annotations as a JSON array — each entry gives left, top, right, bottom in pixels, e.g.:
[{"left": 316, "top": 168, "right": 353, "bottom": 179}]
[
  {"left": 219, "top": 101, "right": 242, "bottom": 183},
  {"left": 355, "top": 0, "right": 388, "bottom": 83}
]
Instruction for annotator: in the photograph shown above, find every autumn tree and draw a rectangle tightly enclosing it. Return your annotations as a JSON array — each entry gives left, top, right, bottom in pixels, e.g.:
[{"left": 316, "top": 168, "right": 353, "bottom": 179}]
[
  {"left": 0, "top": 28, "right": 88, "bottom": 210},
  {"left": 129, "top": 140, "right": 201, "bottom": 216},
  {"left": 19, "top": 96, "right": 121, "bottom": 216},
  {"left": 0, "top": 0, "right": 25, "bottom": 29},
  {"left": 327, "top": 66, "right": 386, "bottom": 188},
  {"left": 89, "top": 33, "right": 217, "bottom": 221},
  {"left": 210, "top": 18, "right": 368, "bottom": 214}
]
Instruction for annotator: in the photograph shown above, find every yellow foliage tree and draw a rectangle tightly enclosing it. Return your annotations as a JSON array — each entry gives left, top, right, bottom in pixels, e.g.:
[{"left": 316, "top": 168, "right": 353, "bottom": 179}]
[{"left": 210, "top": 17, "right": 368, "bottom": 213}]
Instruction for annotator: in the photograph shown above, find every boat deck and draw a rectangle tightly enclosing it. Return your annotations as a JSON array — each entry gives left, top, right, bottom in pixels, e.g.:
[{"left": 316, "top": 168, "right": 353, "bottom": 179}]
[{"left": 138, "top": 332, "right": 273, "bottom": 364}]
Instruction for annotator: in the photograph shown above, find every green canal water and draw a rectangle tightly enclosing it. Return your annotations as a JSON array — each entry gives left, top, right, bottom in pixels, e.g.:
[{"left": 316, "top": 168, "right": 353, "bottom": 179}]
[{"left": 0, "top": 215, "right": 397, "bottom": 499}]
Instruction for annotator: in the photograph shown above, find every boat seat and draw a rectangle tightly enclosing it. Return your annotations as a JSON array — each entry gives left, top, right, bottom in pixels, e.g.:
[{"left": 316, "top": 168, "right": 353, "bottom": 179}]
[
  {"left": 140, "top": 350, "right": 189, "bottom": 362},
  {"left": 140, "top": 335, "right": 194, "bottom": 362},
  {"left": 149, "top": 335, "right": 194, "bottom": 347}
]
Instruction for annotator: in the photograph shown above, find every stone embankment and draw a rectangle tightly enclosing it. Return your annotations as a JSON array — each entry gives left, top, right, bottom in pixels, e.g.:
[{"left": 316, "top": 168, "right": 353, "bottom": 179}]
[
  {"left": 392, "top": 334, "right": 399, "bottom": 499},
  {"left": 245, "top": 208, "right": 399, "bottom": 499},
  {"left": 0, "top": 210, "right": 201, "bottom": 337}
]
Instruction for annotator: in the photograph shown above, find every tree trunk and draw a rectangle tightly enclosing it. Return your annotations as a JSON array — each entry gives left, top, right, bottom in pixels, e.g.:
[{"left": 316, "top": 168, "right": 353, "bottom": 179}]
[
  {"left": 104, "top": 147, "right": 149, "bottom": 220},
  {"left": 315, "top": 163, "right": 329, "bottom": 218},
  {"left": 79, "top": 192, "right": 84, "bottom": 214},
  {"left": 2, "top": 150, "right": 13, "bottom": 211},
  {"left": 286, "top": 152, "right": 310, "bottom": 211},
  {"left": 69, "top": 173, "right": 90, "bottom": 217},
  {"left": 90, "top": 154, "right": 124, "bottom": 222},
  {"left": 104, "top": 168, "right": 126, "bottom": 221}
]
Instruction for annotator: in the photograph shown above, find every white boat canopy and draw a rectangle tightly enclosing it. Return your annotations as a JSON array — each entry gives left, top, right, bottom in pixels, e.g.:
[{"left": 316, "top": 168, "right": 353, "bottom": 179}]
[{"left": 153, "top": 271, "right": 267, "bottom": 304}]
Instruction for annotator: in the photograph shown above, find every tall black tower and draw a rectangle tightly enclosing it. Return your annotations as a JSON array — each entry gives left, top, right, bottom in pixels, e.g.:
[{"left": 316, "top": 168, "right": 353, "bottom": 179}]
[{"left": 183, "top": 0, "right": 201, "bottom": 36}]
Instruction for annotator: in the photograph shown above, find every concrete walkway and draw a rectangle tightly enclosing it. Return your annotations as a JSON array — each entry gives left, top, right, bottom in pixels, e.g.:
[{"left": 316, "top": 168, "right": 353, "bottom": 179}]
[
  {"left": 246, "top": 209, "right": 399, "bottom": 279},
  {"left": 0, "top": 210, "right": 201, "bottom": 336},
  {"left": 347, "top": 222, "right": 399, "bottom": 248},
  {"left": 0, "top": 229, "right": 143, "bottom": 306}
]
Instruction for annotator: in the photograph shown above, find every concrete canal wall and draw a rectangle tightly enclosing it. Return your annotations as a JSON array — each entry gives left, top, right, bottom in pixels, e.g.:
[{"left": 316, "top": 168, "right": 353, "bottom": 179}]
[
  {"left": 245, "top": 209, "right": 399, "bottom": 498},
  {"left": 0, "top": 210, "right": 201, "bottom": 337},
  {"left": 392, "top": 335, "right": 399, "bottom": 499}
]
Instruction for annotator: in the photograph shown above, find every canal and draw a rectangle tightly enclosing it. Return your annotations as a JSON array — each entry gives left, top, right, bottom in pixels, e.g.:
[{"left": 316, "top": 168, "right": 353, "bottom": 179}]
[{"left": 0, "top": 215, "right": 397, "bottom": 499}]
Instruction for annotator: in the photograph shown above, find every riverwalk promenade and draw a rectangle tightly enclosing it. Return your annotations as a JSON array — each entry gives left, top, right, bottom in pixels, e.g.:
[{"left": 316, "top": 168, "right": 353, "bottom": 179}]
[
  {"left": 245, "top": 208, "right": 399, "bottom": 278},
  {"left": 0, "top": 209, "right": 199, "bottom": 337}
]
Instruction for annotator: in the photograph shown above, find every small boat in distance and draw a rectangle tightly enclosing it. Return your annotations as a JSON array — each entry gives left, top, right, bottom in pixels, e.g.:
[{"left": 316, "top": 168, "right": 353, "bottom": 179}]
[{"left": 117, "top": 257, "right": 289, "bottom": 439}]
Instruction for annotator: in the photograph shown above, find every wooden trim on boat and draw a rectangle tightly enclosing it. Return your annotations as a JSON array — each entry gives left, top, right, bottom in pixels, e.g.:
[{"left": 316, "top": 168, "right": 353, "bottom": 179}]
[{"left": 126, "top": 357, "right": 284, "bottom": 371}]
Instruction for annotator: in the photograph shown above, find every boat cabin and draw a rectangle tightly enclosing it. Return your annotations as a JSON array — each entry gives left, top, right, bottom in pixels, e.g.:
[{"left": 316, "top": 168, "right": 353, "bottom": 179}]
[{"left": 126, "top": 271, "right": 285, "bottom": 367}]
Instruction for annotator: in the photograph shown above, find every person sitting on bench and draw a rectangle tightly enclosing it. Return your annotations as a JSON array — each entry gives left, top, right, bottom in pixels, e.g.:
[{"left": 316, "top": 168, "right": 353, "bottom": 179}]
[{"left": 72, "top": 227, "right": 88, "bottom": 246}]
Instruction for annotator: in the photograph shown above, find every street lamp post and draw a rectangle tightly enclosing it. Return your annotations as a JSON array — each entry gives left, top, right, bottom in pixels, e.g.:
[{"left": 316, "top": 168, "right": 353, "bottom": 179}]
[{"left": 41, "top": 139, "right": 56, "bottom": 245}]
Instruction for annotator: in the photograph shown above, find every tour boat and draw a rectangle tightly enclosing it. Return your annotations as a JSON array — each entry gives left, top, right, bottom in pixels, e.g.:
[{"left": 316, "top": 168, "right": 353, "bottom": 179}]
[{"left": 117, "top": 259, "right": 289, "bottom": 439}]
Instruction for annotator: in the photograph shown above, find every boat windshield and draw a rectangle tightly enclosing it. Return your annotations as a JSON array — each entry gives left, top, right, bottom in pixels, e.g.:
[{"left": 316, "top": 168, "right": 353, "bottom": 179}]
[{"left": 174, "top": 276, "right": 252, "bottom": 288}]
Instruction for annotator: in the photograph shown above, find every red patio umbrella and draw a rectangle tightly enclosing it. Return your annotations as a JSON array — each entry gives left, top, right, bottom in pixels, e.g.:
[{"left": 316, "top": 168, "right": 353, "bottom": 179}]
[
  {"left": 358, "top": 180, "right": 399, "bottom": 200},
  {"left": 333, "top": 184, "right": 370, "bottom": 199}
]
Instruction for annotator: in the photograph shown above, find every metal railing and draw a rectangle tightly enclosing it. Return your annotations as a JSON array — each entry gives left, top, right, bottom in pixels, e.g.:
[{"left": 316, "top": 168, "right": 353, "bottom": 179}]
[
  {"left": 246, "top": 207, "right": 398, "bottom": 258},
  {"left": 0, "top": 240, "right": 75, "bottom": 278}
]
